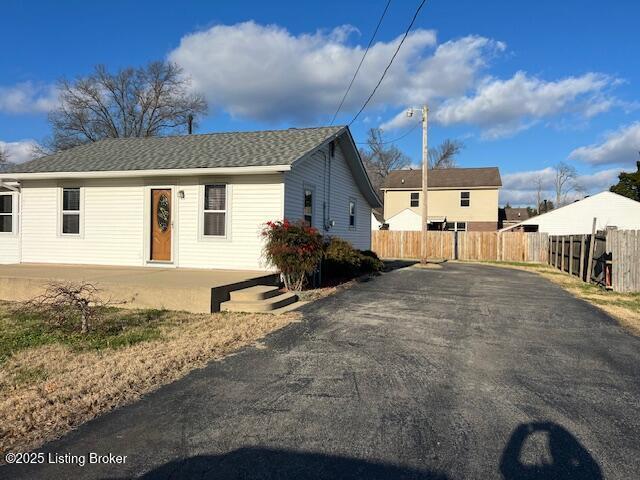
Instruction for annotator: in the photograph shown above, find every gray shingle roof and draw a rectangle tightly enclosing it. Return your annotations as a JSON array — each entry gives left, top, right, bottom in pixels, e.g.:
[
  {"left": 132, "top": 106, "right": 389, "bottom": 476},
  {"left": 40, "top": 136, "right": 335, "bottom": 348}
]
[
  {"left": 8, "top": 126, "right": 345, "bottom": 174},
  {"left": 382, "top": 167, "right": 502, "bottom": 189}
]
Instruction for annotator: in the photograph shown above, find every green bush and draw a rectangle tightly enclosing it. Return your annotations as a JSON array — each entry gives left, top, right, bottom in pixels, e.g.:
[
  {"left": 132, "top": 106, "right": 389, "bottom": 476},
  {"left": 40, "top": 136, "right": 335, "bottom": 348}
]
[
  {"left": 359, "top": 250, "right": 379, "bottom": 259},
  {"left": 359, "top": 253, "right": 384, "bottom": 274},
  {"left": 261, "top": 219, "right": 324, "bottom": 291},
  {"left": 322, "top": 238, "right": 383, "bottom": 281}
]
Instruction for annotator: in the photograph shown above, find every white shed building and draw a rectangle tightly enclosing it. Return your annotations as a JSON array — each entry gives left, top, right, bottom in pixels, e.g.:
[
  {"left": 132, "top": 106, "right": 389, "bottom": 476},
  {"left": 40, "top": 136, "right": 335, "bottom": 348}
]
[{"left": 500, "top": 191, "right": 640, "bottom": 235}]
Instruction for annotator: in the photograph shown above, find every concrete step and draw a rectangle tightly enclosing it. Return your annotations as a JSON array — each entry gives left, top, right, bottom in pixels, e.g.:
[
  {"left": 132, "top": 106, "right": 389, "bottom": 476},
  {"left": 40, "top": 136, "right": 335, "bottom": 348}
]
[
  {"left": 230, "top": 285, "right": 281, "bottom": 302},
  {"left": 221, "top": 291, "right": 298, "bottom": 313}
]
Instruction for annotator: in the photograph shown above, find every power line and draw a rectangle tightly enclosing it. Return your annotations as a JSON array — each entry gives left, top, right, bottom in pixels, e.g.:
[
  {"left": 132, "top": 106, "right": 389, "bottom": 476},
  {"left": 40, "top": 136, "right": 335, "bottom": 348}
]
[
  {"left": 330, "top": 0, "right": 392, "bottom": 126},
  {"left": 348, "top": 0, "right": 427, "bottom": 126},
  {"left": 356, "top": 122, "right": 420, "bottom": 145}
]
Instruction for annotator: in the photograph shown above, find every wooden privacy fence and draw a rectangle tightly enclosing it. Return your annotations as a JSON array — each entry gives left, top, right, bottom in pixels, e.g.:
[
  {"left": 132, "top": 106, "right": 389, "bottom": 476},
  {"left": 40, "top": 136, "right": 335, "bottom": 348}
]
[
  {"left": 371, "top": 231, "right": 549, "bottom": 263},
  {"left": 607, "top": 229, "right": 640, "bottom": 293},
  {"left": 549, "top": 229, "right": 640, "bottom": 293}
]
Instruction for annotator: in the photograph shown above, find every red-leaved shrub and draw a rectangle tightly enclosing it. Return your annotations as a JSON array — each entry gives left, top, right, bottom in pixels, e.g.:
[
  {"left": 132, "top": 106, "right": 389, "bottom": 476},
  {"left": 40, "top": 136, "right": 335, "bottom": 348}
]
[{"left": 262, "top": 219, "right": 324, "bottom": 291}]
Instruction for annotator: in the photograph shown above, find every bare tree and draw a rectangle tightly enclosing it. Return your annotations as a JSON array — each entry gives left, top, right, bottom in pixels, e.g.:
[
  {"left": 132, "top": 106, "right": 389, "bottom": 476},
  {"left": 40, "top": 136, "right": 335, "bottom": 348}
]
[
  {"left": 359, "top": 128, "right": 411, "bottom": 191},
  {"left": 0, "top": 145, "right": 9, "bottom": 165},
  {"left": 534, "top": 174, "right": 544, "bottom": 215},
  {"left": 48, "top": 61, "right": 207, "bottom": 151},
  {"left": 0, "top": 145, "right": 12, "bottom": 172},
  {"left": 553, "top": 162, "right": 581, "bottom": 206},
  {"left": 428, "top": 139, "right": 464, "bottom": 169}
]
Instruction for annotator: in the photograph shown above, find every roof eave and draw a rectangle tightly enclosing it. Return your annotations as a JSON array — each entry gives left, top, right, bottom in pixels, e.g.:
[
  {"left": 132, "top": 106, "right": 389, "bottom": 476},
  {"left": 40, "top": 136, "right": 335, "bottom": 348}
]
[{"left": 1, "top": 164, "right": 292, "bottom": 181}]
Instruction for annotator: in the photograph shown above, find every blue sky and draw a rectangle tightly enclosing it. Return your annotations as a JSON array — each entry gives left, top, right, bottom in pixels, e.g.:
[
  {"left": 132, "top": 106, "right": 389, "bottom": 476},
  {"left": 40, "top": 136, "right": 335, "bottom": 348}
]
[{"left": 1, "top": 0, "right": 639, "bottom": 205}]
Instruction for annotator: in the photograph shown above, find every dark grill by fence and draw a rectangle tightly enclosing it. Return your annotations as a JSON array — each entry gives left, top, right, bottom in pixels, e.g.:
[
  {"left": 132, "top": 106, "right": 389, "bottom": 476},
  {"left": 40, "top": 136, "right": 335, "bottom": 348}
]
[{"left": 548, "top": 229, "right": 640, "bottom": 292}]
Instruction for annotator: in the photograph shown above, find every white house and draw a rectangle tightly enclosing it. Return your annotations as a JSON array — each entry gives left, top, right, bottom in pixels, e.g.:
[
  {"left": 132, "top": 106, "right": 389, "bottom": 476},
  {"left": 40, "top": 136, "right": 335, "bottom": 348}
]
[
  {"left": 370, "top": 209, "right": 385, "bottom": 230},
  {"left": 500, "top": 191, "right": 640, "bottom": 235},
  {"left": 0, "top": 126, "right": 381, "bottom": 271},
  {"left": 384, "top": 208, "right": 451, "bottom": 232}
]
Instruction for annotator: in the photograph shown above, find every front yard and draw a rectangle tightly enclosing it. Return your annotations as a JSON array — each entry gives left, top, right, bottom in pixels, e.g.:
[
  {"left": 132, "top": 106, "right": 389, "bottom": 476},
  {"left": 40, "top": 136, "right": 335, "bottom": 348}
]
[{"left": 0, "top": 301, "right": 300, "bottom": 456}]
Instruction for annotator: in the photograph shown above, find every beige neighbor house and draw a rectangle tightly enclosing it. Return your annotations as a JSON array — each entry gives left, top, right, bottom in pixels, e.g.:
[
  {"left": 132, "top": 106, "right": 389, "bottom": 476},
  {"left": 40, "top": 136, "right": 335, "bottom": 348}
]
[
  {"left": 380, "top": 167, "right": 502, "bottom": 231},
  {"left": 0, "top": 126, "right": 381, "bottom": 271}
]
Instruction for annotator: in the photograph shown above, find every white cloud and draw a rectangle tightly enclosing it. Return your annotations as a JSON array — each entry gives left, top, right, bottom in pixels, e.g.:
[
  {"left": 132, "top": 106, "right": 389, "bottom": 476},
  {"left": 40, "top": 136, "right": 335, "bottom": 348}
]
[
  {"left": 433, "top": 71, "right": 615, "bottom": 138},
  {"left": 169, "top": 22, "right": 503, "bottom": 123},
  {"left": 500, "top": 166, "right": 621, "bottom": 206},
  {"left": 569, "top": 122, "right": 640, "bottom": 166},
  {"left": 0, "top": 139, "right": 40, "bottom": 164},
  {"left": 0, "top": 82, "right": 58, "bottom": 114}
]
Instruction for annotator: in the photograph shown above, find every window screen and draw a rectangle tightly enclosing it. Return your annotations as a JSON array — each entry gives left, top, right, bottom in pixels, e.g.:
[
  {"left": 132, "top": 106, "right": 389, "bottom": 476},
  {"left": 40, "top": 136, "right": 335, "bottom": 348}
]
[
  {"left": 349, "top": 200, "right": 356, "bottom": 227},
  {"left": 0, "top": 195, "right": 12, "bottom": 233},
  {"left": 62, "top": 188, "right": 81, "bottom": 234},
  {"left": 304, "top": 188, "right": 313, "bottom": 226},
  {"left": 410, "top": 192, "right": 419, "bottom": 207},
  {"left": 203, "top": 185, "right": 226, "bottom": 236},
  {"left": 460, "top": 191, "right": 470, "bottom": 207}
]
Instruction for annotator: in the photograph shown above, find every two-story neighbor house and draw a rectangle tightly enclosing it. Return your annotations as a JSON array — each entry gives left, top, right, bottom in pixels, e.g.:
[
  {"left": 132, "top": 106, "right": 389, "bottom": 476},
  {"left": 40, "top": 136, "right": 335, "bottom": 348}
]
[{"left": 380, "top": 167, "right": 502, "bottom": 231}]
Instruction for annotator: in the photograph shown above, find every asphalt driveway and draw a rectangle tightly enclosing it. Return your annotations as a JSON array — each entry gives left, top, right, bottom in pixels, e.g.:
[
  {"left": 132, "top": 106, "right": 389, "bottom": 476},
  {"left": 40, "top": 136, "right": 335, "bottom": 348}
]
[{"left": 3, "top": 263, "right": 639, "bottom": 479}]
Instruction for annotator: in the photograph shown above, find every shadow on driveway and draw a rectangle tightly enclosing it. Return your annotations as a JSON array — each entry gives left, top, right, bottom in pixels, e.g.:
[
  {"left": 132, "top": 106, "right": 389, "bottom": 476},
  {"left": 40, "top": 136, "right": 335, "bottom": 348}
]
[
  {"left": 132, "top": 447, "right": 449, "bottom": 480},
  {"left": 500, "top": 422, "right": 603, "bottom": 480},
  {"left": 124, "top": 421, "right": 601, "bottom": 480}
]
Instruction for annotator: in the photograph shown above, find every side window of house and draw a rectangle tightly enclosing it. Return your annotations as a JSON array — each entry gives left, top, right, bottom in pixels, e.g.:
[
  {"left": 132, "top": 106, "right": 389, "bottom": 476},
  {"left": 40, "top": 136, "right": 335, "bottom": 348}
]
[
  {"left": 203, "top": 184, "right": 227, "bottom": 236},
  {"left": 62, "top": 187, "right": 81, "bottom": 235},
  {"left": 460, "top": 191, "right": 470, "bottom": 207},
  {"left": 303, "top": 187, "right": 313, "bottom": 226},
  {"left": 0, "top": 194, "right": 13, "bottom": 233},
  {"left": 410, "top": 192, "right": 419, "bottom": 207},
  {"left": 348, "top": 199, "right": 356, "bottom": 228},
  {"left": 456, "top": 222, "right": 467, "bottom": 231}
]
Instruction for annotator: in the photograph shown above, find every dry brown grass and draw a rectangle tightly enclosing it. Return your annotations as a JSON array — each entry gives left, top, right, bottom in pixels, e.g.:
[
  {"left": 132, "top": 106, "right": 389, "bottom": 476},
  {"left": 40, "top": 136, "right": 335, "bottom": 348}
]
[
  {"left": 0, "top": 309, "right": 299, "bottom": 456},
  {"left": 463, "top": 261, "right": 640, "bottom": 336}
]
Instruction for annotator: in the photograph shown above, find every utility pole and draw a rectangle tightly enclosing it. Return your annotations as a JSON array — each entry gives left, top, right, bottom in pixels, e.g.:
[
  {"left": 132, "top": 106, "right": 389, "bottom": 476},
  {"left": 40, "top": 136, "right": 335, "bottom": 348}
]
[
  {"left": 407, "top": 104, "right": 429, "bottom": 263},
  {"left": 420, "top": 105, "right": 429, "bottom": 264}
]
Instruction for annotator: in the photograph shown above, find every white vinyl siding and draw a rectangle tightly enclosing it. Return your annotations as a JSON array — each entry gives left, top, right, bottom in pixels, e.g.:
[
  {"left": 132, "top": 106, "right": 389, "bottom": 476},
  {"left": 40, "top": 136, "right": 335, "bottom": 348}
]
[
  {"left": 20, "top": 179, "right": 145, "bottom": 266},
  {"left": 18, "top": 175, "right": 283, "bottom": 271},
  {"left": 177, "top": 175, "right": 283, "bottom": 270},
  {"left": 284, "top": 142, "right": 372, "bottom": 249}
]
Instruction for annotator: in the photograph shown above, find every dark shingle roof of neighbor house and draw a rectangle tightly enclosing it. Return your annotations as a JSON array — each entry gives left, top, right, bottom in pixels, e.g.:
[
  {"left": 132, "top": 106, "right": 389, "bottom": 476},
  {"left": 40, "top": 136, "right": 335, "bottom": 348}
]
[
  {"left": 504, "top": 207, "right": 531, "bottom": 222},
  {"left": 7, "top": 126, "right": 345, "bottom": 174},
  {"left": 382, "top": 167, "right": 502, "bottom": 189}
]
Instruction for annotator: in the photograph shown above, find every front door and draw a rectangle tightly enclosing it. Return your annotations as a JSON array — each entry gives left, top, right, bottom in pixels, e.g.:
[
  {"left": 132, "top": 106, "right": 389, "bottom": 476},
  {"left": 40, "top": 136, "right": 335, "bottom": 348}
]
[{"left": 150, "top": 189, "right": 172, "bottom": 261}]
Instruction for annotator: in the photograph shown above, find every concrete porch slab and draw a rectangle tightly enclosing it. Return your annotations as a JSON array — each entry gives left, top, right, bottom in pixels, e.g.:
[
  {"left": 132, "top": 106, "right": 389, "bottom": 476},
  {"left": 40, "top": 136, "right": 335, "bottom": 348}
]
[{"left": 0, "top": 264, "right": 280, "bottom": 313}]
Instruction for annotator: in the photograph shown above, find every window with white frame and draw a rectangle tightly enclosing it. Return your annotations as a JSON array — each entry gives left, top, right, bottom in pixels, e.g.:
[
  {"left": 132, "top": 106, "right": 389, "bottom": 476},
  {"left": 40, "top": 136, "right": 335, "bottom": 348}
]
[
  {"left": 62, "top": 187, "right": 81, "bottom": 235},
  {"left": 0, "top": 193, "right": 13, "bottom": 233},
  {"left": 460, "top": 191, "right": 470, "bottom": 207},
  {"left": 445, "top": 221, "right": 467, "bottom": 232},
  {"left": 410, "top": 192, "right": 419, "bottom": 207},
  {"left": 203, "top": 184, "right": 227, "bottom": 236},
  {"left": 303, "top": 187, "right": 313, "bottom": 226},
  {"left": 348, "top": 199, "right": 356, "bottom": 228}
]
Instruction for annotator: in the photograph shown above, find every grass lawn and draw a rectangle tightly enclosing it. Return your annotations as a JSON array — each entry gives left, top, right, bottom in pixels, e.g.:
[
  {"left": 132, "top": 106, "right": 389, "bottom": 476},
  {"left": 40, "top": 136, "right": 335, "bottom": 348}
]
[
  {"left": 0, "top": 301, "right": 299, "bottom": 456},
  {"left": 465, "top": 261, "right": 640, "bottom": 335}
]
